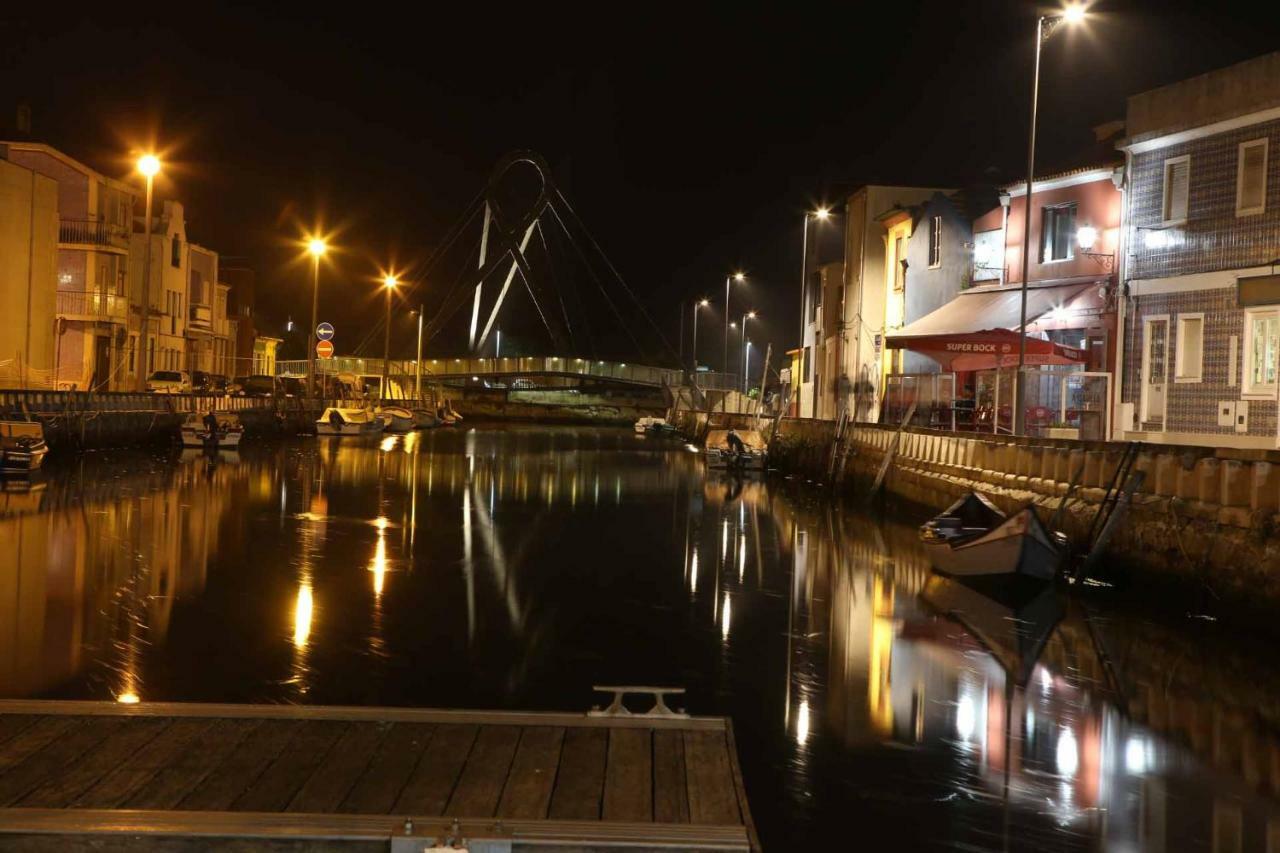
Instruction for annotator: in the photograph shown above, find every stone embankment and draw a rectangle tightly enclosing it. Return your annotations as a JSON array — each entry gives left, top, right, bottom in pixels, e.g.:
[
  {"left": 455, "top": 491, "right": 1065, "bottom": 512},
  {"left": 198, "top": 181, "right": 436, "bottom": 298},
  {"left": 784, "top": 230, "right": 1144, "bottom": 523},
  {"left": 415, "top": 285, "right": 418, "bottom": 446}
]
[{"left": 768, "top": 419, "right": 1280, "bottom": 612}]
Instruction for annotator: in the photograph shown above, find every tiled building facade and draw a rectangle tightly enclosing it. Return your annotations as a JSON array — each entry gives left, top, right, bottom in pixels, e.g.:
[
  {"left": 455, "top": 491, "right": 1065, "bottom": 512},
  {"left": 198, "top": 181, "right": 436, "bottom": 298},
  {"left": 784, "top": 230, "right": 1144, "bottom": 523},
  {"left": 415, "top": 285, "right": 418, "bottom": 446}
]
[{"left": 1120, "top": 52, "right": 1280, "bottom": 447}]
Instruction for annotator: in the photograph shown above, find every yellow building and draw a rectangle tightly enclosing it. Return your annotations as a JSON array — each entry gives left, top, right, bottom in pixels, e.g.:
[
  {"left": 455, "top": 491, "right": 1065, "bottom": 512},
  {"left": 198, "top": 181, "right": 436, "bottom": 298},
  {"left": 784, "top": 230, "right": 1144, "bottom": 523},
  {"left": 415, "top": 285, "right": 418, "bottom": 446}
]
[{"left": 0, "top": 154, "right": 58, "bottom": 388}]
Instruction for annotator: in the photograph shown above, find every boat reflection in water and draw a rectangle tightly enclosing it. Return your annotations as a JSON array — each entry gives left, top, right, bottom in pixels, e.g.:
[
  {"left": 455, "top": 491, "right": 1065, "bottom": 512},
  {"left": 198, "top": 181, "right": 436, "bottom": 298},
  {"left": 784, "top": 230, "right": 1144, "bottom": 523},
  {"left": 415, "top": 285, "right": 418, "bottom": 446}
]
[{"left": 1, "top": 426, "right": 1279, "bottom": 849}]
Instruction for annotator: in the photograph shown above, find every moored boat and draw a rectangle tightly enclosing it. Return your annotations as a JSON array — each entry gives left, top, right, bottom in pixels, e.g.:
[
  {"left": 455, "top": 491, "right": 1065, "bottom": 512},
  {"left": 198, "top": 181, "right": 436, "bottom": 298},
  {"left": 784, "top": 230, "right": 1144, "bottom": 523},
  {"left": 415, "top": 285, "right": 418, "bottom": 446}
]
[
  {"left": 635, "top": 416, "right": 677, "bottom": 435},
  {"left": 180, "top": 412, "right": 244, "bottom": 448},
  {"left": 0, "top": 420, "right": 48, "bottom": 475},
  {"left": 376, "top": 405, "right": 415, "bottom": 433},
  {"left": 920, "top": 491, "right": 1065, "bottom": 581},
  {"left": 704, "top": 428, "right": 766, "bottom": 471},
  {"left": 411, "top": 408, "right": 439, "bottom": 429},
  {"left": 316, "top": 407, "right": 385, "bottom": 436}
]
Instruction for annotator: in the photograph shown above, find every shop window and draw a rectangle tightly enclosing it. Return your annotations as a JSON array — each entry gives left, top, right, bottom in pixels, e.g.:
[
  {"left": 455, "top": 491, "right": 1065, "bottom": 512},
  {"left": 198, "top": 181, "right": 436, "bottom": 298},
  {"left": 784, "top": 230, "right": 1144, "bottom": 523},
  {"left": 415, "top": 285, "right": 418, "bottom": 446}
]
[
  {"left": 1174, "top": 313, "right": 1204, "bottom": 382},
  {"left": 1244, "top": 308, "right": 1280, "bottom": 397},
  {"left": 1042, "top": 203, "right": 1077, "bottom": 262},
  {"left": 1237, "top": 139, "right": 1268, "bottom": 216},
  {"left": 1162, "top": 156, "right": 1190, "bottom": 224}
]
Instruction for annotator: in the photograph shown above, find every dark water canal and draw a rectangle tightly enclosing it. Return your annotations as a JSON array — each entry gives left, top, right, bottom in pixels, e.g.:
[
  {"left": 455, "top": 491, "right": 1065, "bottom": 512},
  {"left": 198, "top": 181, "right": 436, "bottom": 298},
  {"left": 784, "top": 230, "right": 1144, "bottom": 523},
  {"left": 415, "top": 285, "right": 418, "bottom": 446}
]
[{"left": 4, "top": 426, "right": 1280, "bottom": 849}]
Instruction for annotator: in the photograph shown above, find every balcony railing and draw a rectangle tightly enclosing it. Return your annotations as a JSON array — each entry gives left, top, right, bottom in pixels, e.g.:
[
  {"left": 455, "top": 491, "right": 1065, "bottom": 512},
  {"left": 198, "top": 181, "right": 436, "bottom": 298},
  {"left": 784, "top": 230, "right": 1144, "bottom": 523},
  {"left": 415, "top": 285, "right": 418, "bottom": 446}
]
[
  {"left": 58, "top": 219, "right": 130, "bottom": 249},
  {"left": 57, "top": 290, "right": 128, "bottom": 322},
  {"left": 189, "top": 303, "right": 213, "bottom": 330}
]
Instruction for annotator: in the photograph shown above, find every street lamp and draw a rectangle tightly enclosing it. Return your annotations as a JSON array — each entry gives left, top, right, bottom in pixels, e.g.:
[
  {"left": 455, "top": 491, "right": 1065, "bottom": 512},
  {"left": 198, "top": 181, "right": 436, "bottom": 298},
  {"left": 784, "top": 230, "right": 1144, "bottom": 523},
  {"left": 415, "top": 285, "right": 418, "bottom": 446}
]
[
  {"left": 724, "top": 272, "right": 746, "bottom": 377},
  {"left": 740, "top": 311, "right": 757, "bottom": 393},
  {"left": 798, "top": 207, "right": 831, "bottom": 416},
  {"left": 135, "top": 154, "right": 161, "bottom": 391},
  {"left": 1014, "top": 2, "right": 1086, "bottom": 433},
  {"left": 381, "top": 275, "right": 398, "bottom": 402},
  {"left": 691, "top": 298, "right": 710, "bottom": 374},
  {"left": 306, "top": 237, "right": 327, "bottom": 397}
]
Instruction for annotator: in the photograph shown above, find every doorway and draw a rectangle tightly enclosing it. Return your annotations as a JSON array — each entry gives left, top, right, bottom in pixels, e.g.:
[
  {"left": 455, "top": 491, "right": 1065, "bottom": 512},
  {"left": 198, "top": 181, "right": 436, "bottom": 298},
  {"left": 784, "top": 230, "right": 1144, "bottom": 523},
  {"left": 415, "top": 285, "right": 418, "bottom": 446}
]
[
  {"left": 1140, "top": 316, "right": 1168, "bottom": 430},
  {"left": 92, "top": 336, "right": 112, "bottom": 391}
]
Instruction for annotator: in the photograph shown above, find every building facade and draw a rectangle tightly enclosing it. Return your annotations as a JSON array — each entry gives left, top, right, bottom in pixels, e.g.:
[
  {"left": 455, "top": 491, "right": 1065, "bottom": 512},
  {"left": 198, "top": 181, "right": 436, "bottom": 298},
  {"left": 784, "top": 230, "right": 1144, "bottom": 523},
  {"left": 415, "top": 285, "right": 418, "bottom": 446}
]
[
  {"left": 0, "top": 154, "right": 58, "bottom": 388},
  {"left": 1120, "top": 52, "right": 1280, "bottom": 448}
]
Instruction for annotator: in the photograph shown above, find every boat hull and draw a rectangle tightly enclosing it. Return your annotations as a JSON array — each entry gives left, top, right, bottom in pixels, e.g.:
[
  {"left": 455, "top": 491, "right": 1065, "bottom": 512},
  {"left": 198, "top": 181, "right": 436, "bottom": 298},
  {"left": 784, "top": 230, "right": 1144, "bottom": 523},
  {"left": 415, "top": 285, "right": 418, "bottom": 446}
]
[
  {"left": 923, "top": 508, "right": 1060, "bottom": 581},
  {"left": 316, "top": 422, "right": 384, "bottom": 436},
  {"left": 705, "top": 449, "right": 766, "bottom": 471},
  {"left": 181, "top": 428, "right": 243, "bottom": 449},
  {"left": 0, "top": 442, "right": 47, "bottom": 475}
]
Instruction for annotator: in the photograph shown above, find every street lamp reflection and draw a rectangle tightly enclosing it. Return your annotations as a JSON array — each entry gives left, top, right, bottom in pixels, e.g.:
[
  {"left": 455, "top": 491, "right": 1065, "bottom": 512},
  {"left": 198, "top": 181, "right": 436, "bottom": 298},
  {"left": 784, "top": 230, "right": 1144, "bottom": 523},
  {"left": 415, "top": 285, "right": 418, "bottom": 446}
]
[{"left": 293, "top": 582, "right": 314, "bottom": 649}]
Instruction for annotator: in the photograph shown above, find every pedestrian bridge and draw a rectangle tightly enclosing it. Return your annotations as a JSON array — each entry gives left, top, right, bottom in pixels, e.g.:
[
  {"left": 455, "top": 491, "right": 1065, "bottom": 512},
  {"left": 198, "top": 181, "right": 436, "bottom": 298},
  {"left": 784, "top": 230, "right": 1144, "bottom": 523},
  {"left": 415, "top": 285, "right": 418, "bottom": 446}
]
[{"left": 276, "top": 356, "right": 740, "bottom": 391}]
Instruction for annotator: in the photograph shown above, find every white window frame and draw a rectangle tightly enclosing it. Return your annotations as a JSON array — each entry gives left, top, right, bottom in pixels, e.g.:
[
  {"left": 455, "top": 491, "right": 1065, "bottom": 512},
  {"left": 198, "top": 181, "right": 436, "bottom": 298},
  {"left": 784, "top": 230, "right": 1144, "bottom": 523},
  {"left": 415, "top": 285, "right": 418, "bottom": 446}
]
[
  {"left": 928, "top": 215, "right": 942, "bottom": 268},
  {"left": 1140, "top": 314, "right": 1170, "bottom": 428},
  {"left": 1236, "top": 138, "right": 1268, "bottom": 217},
  {"left": 1173, "top": 312, "right": 1204, "bottom": 383},
  {"left": 1242, "top": 306, "right": 1280, "bottom": 398},
  {"left": 1161, "top": 154, "right": 1190, "bottom": 226}
]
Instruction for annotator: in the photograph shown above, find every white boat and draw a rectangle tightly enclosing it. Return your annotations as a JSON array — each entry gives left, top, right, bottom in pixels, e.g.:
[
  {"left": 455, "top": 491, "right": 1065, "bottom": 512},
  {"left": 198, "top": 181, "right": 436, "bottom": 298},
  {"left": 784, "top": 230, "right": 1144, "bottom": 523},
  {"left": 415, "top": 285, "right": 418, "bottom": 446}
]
[
  {"left": 316, "top": 407, "right": 385, "bottom": 436},
  {"left": 377, "top": 405, "right": 415, "bottom": 433},
  {"left": 635, "top": 416, "right": 677, "bottom": 435},
  {"left": 180, "top": 412, "right": 244, "bottom": 448},
  {"left": 0, "top": 421, "right": 48, "bottom": 475},
  {"left": 704, "top": 428, "right": 766, "bottom": 471},
  {"left": 920, "top": 492, "right": 1064, "bottom": 581}
]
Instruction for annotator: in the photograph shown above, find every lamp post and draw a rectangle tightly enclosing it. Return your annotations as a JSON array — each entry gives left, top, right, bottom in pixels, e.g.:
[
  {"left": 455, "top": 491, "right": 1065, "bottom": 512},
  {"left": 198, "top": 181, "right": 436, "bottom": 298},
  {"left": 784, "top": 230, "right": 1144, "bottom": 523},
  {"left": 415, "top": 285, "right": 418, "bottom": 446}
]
[
  {"left": 744, "top": 340, "right": 753, "bottom": 395},
  {"left": 798, "top": 207, "right": 830, "bottom": 417},
  {"left": 691, "top": 298, "right": 709, "bottom": 375},
  {"left": 724, "top": 272, "right": 745, "bottom": 377},
  {"left": 414, "top": 303, "right": 424, "bottom": 401},
  {"left": 306, "top": 237, "right": 327, "bottom": 397},
  {"left": 1014, "top": 2, "right": 1086, "bottom": 434},
  {"left": 135, "top": 154, "right": 160, "bottom": 391},
  {"left": 381, "top": 275, "right": 398, "bottom": 402},
  {"left": 740, "top": 311, "right": 757, "bottom": 392}
]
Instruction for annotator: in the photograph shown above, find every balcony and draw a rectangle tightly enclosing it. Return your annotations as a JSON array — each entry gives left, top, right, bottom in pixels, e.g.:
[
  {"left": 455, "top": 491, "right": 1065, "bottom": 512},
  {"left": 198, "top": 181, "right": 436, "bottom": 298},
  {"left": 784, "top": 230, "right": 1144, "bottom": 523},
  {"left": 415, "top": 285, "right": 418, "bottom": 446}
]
[
  {"left": 59, "top": 219, "right": 130, "bottom": 251},
  {"left": 57, "top": 290, "right": 129, "bottom": 323},
  {"left": 188, "top": 303, "right": 213, "bottom": 333}
]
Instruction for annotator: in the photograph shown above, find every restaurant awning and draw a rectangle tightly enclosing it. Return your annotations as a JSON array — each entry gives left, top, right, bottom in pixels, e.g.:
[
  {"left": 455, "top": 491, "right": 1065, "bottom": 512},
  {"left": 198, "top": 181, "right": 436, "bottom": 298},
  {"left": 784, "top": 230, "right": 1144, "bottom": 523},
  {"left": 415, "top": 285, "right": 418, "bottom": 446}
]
[{"left": 886, "top": 281, "right": 1095, "bottom": 371}]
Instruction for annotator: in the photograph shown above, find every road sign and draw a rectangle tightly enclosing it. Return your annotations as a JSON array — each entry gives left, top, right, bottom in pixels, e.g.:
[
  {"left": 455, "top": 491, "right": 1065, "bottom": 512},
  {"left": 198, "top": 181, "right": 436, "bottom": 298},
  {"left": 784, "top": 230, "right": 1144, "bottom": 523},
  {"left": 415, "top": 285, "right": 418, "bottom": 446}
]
[
  {"left": 316, "top": 322, "right": 335, "bottom": 341},
  {"left": 316, "top": 340, "right": 334, "bottom": 359}
]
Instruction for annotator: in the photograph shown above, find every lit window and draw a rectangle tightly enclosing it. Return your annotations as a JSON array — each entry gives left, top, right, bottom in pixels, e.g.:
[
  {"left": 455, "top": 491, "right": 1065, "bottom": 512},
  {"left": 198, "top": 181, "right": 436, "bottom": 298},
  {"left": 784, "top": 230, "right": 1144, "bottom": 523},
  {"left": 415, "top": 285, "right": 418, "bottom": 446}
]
[
  {"left": 1174, "top": 314, "right": 1203, "bottom": 382},
  {"left": 1237, "top": 139, "right": 1268, "bottom": 216},
  {"left": 1244, "top": 308, "right": 1280, "bottom": 396},
  {"left": 1162, "top": 156, "right": 1190, "bottom": 224},
  {"left": 1042, "top": 203, "right": 1077, "bottom": 262},
  {"left": 928, "top": 215, "right": 942, "bottom": 268}
]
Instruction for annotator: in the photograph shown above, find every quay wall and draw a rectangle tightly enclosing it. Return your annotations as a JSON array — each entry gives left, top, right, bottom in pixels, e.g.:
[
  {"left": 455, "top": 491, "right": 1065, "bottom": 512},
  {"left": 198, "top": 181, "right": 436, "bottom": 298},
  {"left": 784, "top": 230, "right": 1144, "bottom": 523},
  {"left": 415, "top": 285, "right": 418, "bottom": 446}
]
[{"left": 769, "top": 419, "right": 1280, "bottom": 612}]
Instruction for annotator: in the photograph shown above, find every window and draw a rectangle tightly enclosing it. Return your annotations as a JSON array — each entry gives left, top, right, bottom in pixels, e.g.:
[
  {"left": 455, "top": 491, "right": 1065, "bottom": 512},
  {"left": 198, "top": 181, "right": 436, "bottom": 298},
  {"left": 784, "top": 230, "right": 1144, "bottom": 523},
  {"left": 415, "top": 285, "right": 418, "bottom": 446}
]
[
  {"left": 893, "top": 236, "right": 905, "bottom": 291},
  {"left": 1244, "top": 308, "right": 1280, "bottom": 396},
  {"left": 1237, "top": 139, "right": 1268, "bottom": 216},
  {"left": 1174, "top": 313, "right": 1204, "bottom": 382},
  {"left": 171, "top": 235, "right": 182, "bottom": 267},
  {"left": 928, "top": 215, "right": 942, "bottom": 268},
  {"left": 1042, "top": 203, "right": 1077, "bottom": 262},
  {"left": 803, "top": 346, "right": 812, "bottom": 382},
  {"left": 148, "top": 340, "right": 155, "bottom": 373},
  {"left": 1162, "top": 155, "right": 1190, "bottom": 224}
]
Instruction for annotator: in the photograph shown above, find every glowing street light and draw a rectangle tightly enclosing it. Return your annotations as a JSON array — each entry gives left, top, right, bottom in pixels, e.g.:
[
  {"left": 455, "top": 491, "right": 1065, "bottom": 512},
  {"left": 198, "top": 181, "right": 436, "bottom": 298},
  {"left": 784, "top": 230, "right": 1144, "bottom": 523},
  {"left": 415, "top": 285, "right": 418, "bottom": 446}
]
[
  {"left": 381, "top": 274, "right": 398, "bottom": 402},
  {"left": 740, "top": 310, "right": 758, "bottom": 393},
  {"left": 306, "top": 236, "right": 329, "bottom": 397},
  {"left": 135, "top": 153, "right": 161, "bottom": 391},
  {"left": 1014, "top": 2, "right": 1087, "bottom": 433},
  {"left": 724, "top": 272, "right": 747, "bottom": 376}
]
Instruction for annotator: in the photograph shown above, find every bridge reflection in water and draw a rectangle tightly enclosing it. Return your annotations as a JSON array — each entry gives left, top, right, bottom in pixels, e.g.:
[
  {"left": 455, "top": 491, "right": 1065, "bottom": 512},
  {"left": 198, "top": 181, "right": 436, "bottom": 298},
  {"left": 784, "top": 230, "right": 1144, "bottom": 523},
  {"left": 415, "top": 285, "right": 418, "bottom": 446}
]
[{"left": 0, "top": 426, "right": 1277, "bottom": 849}]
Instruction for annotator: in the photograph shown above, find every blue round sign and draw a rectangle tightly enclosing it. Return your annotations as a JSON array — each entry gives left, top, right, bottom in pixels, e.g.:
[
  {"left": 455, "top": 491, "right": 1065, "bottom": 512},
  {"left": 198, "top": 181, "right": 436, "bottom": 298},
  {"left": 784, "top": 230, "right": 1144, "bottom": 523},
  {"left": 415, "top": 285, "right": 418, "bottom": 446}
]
[{"left": 316, "top": 322, "right": 335, "bottom": 341}]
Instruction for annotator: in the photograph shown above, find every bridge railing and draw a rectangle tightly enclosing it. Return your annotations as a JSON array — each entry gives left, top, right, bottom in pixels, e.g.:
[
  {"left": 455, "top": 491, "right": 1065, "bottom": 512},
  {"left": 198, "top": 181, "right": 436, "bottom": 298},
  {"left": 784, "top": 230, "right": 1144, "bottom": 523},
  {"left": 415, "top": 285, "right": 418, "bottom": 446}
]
[{"left": 276, "top": 356, "right": 684, "bottom": 387}]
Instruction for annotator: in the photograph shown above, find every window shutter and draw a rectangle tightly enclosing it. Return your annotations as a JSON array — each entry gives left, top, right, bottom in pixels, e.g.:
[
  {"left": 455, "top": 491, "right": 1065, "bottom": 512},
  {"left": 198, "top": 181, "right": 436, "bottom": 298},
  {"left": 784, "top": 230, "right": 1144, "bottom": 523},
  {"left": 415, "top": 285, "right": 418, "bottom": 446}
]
[
  {"left": 1166, "top": 160, "right": 1189, "bottom": 221},
  {"left": 1240, "top": 144, "right": 1266, "bottom": 212}
]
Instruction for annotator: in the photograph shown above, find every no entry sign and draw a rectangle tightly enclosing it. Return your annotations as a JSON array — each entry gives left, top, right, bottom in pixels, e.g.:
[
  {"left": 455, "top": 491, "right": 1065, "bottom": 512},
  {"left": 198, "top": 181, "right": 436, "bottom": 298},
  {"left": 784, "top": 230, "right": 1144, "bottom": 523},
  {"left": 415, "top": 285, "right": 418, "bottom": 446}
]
[{"left": 316, "top": 340, "right": 335, "bottom": 359}]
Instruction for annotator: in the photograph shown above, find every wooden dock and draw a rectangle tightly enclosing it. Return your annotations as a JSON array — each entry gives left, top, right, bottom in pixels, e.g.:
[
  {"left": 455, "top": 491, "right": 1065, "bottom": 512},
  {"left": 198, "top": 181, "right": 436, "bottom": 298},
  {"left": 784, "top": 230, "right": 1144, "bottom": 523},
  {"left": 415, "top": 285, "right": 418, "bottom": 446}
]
[{"left": 0, "top": 699, "right": 758, "bottom": 851}]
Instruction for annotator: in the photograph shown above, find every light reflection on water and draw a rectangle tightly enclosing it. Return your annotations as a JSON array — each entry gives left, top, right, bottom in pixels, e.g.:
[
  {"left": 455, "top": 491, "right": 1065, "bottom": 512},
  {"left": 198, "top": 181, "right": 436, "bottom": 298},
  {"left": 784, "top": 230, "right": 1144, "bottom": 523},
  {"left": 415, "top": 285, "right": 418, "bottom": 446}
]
[{"left": 0, "top": 425, "right": 1278, "bottom": 849}]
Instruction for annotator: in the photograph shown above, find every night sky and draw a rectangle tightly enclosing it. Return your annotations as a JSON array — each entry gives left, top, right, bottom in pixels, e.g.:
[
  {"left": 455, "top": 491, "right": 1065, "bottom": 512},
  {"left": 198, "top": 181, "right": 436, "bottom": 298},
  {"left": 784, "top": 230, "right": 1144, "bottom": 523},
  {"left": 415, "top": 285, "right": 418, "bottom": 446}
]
[{"left": 3, "top": 2, "right": 1277, "bottom": 369}]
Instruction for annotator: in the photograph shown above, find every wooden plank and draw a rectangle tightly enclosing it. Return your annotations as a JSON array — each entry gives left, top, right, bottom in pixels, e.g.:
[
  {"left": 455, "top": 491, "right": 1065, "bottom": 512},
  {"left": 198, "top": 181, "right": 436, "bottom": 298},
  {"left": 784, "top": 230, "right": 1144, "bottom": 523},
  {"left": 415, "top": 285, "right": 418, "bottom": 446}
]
[
  {"left": 0, "top": 717, "right": 77, "bottom": 777},
  {"left": 0, "top": 716, "right": 36, "bottom": 749},
  {"left": 601, "top": 727, "right": 652, "bottom": 822},
  {"left": 287, "top": 722, "right": 387, "bottom": 813},
  {"left": 653, "top": 729, "right": 690, "bottom": 823},
  {"left": 0, "top": 716, "right": 124, "bottom": 806},
  {"left": 18, "top": 718, "right": 169, "bottom": 807},
  {"left": 179, "top": 720, "right": 301, "bottom": 811},
  {"left": 547, "top": 727, "right": 607, "bottom": 821},
  {"left": 392, "top": 724, "right": 478, "bottom": 816},
  {"left": 73, "top": 718, "right": 215, "bottom": 808},
  {"left": 496, "top": 726, "right": 564, "bottom": 819},
  {"left": 125, "top": 719, "right": 259, "bottom": 810},
  {"left": 445, "top": 725, "right": 521, "bottom": 818},
  {"left": 338, "top": 723, "right": 434, "bottom": 814},
  {"left": 233, "top": 720, "right": 347, "bottom": 812},
  {"left": 683, "top": 730, "right": 740, "bottom": 825}
]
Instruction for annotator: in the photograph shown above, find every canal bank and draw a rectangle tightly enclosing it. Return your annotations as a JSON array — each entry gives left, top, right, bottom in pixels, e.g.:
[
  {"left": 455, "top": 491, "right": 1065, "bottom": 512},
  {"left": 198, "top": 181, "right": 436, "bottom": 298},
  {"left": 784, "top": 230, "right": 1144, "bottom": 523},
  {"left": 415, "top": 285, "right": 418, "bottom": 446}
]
[{"left": 768, "top": 418, "right": 1280, "bottom": 618}]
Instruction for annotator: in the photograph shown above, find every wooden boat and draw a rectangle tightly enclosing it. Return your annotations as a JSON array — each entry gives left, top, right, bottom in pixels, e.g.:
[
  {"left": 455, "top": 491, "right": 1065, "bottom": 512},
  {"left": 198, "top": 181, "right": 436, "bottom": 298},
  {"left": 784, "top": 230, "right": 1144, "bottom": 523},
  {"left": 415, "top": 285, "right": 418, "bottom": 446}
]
[
  {"left": 411, "top": 408, "right": 439, "bottom": 429},
  {"left": 180, "top": 412, "right": 244, "bottom": 448},
  {"left": 376, "top": 405, "right": 415, "bottom": 433},
  {"left": 0, "top": 421, "right": 48, "bottom": 475},
  {"left": 704, "top": 428, "right": 766, "bottom": 472},
  {"left": 437, "top": 403, "right": 462, "bottom": 426},
  {"left": 315, "top": 407, "right": 385, "bottom": 436},
  {"left": 920, "top": 491, "right": 1064, "bottom": 581},
  {"left": 635, "top": 416, "right": 677, "bottom": 435}
]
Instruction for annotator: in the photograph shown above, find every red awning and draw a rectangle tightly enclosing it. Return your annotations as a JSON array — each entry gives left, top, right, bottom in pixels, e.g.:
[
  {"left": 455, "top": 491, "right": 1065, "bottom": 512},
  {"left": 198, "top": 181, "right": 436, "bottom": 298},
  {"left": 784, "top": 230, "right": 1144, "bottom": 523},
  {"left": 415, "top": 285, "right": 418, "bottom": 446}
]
[{"left": 885, "top": 328, "right": 1086, "bottom": 371}]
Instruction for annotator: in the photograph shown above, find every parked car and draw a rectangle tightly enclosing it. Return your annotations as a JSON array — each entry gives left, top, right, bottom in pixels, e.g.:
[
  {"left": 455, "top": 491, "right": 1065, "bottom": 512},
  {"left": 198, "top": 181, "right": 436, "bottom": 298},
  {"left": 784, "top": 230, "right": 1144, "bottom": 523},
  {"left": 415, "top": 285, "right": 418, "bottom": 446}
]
[
  {"left": 233, "top": 375, "right": 277, "bottom": 397},
  {"left": 208, "top": 374, "right": 230, "bottom": 395},
  {"left": 278, "top": 376, "right": 305, "bottom": 397},
  {"left": 191, "top": 371, "right": 213, "bottom": 393},
  {"left": 146, "top": 370, "right": 191, "bottom": 394}
]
